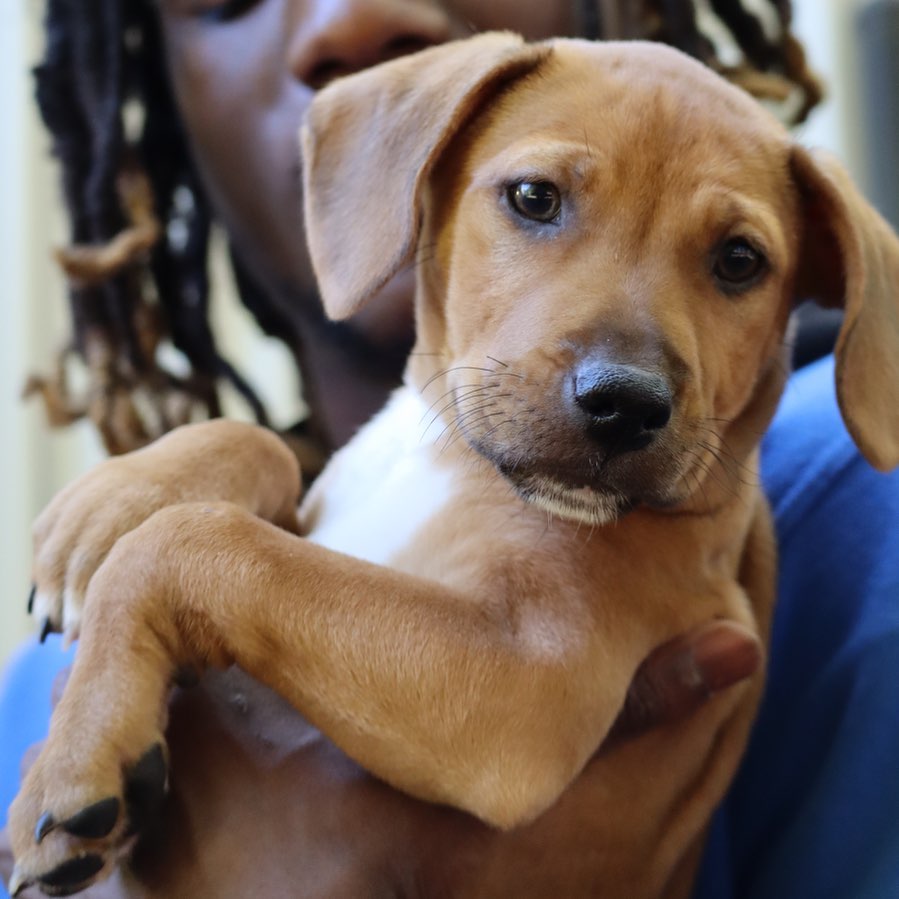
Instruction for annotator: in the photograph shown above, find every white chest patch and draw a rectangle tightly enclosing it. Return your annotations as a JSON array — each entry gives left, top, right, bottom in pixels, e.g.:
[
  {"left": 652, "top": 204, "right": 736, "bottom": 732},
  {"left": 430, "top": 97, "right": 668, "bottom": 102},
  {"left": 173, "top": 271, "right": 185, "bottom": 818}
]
[{"left": 301, "top": 388, "right": 457, "bottom": 567}]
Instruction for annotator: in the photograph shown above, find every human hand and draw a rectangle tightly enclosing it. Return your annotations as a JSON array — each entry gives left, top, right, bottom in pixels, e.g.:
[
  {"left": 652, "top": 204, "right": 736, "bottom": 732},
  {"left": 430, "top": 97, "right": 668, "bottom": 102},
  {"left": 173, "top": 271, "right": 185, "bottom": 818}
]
[{"left": 607, "top": 619, "right": 762, "bottom": 747}]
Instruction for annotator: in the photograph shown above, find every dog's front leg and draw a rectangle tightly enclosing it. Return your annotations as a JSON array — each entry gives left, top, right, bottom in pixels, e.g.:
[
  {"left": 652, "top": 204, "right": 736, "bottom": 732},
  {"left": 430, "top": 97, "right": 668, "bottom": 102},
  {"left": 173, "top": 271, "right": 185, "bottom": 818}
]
[
  {"left": 29, "top": 419, "right": 300, "bottom": 643},
  {"left": 8, "top": 501, "right": 632, "bottom": 895}
]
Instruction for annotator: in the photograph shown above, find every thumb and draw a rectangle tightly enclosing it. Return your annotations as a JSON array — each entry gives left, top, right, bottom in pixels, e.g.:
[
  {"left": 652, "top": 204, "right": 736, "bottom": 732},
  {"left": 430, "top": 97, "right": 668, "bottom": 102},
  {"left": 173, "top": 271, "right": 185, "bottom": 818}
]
[{"left": 605, "top": 620, "right": 762, "bottom": 748}]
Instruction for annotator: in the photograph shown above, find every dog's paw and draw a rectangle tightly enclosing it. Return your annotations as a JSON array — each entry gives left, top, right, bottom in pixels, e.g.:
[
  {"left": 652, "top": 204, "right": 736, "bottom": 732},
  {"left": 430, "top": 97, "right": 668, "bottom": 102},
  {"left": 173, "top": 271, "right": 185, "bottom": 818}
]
[
  {"left": 8, "top": 740, "right": 168, "bottom": 897},
  {"left": 29, "top": 457, "right": 176, "bottom": 645},
  {"left": 28, "top": 585, "right": 75, "bottom": 649}
]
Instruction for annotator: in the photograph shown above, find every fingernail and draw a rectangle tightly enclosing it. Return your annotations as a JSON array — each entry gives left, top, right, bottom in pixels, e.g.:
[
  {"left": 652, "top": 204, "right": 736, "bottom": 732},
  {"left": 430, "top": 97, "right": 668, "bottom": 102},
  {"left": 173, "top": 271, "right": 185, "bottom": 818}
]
[
  {"left": 39, "top": 617, "right": 53, "bottom": 644},
  {"left": 693, "top": 626, "right": 761, "bottom": 693},
  {"left": 27, "top": 585, "right": 36, "bottom": 615}
]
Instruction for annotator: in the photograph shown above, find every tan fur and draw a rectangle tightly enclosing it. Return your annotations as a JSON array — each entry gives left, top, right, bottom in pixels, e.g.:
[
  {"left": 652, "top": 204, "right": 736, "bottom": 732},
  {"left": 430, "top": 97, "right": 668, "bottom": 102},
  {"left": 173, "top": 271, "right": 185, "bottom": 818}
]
[{"left": 8, "top": 33, "right": 899, "bottom": 898}]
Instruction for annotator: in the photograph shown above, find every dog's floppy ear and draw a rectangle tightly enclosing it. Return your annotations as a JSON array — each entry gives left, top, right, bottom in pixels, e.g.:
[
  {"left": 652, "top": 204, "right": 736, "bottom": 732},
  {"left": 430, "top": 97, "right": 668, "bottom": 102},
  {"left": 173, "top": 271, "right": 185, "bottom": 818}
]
[
  {"left": 792, "top": 147, "right": 899, "bottom": 471},
  {"left": 301, "top": 32, "right": 549, "bottom": 321}
]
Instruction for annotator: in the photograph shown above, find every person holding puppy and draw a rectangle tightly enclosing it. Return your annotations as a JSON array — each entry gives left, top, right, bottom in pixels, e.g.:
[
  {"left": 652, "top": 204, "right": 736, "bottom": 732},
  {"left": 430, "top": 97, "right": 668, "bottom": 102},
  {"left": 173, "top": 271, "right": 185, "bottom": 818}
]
[{"left": 2, "top": 2, "right": 898, "bottom": 897}]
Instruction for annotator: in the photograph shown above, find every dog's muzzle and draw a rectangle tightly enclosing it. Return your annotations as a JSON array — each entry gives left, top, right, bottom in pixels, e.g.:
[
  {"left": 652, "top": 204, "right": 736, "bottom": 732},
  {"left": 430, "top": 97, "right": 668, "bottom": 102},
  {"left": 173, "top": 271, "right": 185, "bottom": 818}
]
[{"left": 458, "top": 356, "right": 681, "bottom": 526}]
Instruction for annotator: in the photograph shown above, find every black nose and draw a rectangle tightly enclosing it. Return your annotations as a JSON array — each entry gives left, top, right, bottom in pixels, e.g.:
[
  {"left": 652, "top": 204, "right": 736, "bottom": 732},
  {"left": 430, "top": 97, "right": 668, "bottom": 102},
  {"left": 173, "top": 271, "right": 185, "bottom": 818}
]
[{"left": 572, "top": 362, "right": 672, "bottom": 452}]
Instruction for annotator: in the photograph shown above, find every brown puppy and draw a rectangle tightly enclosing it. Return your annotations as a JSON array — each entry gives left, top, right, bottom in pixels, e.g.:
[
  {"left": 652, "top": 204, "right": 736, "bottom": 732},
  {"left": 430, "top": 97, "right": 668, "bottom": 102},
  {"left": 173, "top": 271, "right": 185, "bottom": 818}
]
[{"left": 8, "top": 33, "right": 899, "bottom": 898}]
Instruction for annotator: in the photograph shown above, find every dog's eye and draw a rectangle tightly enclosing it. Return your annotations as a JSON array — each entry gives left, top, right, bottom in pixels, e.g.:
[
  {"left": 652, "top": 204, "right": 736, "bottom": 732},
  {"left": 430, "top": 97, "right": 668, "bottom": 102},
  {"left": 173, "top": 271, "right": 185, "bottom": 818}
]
[
  {"left": 713, "top": 238, "right": 767, "bottom": 290},
  {"left": 507, "top": 181, "right": 561, "bottom": 223}
]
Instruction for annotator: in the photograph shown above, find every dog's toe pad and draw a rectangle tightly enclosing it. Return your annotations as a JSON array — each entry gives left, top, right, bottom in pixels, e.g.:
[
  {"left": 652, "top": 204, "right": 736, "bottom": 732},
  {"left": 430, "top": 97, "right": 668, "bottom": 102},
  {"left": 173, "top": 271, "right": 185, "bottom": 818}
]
[
  {"left": 61, "top": 797, "right": 121, "bottom": 840},
  {"left": 35, "top": 854, "right": 105, "bottom": 896}
]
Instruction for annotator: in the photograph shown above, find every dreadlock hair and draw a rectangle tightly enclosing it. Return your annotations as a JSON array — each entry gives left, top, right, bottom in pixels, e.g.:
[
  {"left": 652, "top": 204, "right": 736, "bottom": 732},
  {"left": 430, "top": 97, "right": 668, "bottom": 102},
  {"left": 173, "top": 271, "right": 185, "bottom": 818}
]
[
  {"left": 27, "top": 0, "right": 821, "bottom": 458},
  {"left": 584, "top": 0, "right": 822, "bottom": 122},
  {"left": 25, "top": 0, "right": 283, "bottom": 455}
]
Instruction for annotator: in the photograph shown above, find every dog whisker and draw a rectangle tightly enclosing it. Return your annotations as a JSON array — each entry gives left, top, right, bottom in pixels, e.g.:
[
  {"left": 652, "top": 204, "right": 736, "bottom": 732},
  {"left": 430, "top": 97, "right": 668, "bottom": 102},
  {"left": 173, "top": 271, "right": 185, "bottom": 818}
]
[
  {"left": 433, "top": 399, "right": 506, "bottom": 454},
  {"left": 432, "top": 412, "right": 464, "bottom": 450},
  {"left": 582, "top": 125, "right": 594, "bottom": 163},
  {"left": 691, "top": 444, "right": 740, "bottom": 494},
  {"left": 694, "top": 421, "right": 765, "bottom": 473},
  {"left": 694, "top": 426, "right": 763, "bottom": 471},
  {"left": 701, "top": 416, "right": 737, "bottom": 426},
  {"left": 682, "top": 444, "right": 735, "bottom": 503},
  {"left": 477, "top": 415, "right": 519, "bottom": 446},
  {"left": 696, "top": 439, "right": 759, "bottom": 490},
  {"left": 439, "top": 406, "right": 505, "bottom": 453},
  {"left": 446, "top": 401, "right": 501, "bottom": 432},
  {"left": 420, "top": 383, "right": 495, "bottom": 430},
  {"left": 420, "top": 365, "right": 521, "bottom": 393},
  {"left": 680, "top": 449, "right": 717, "bottom": 511}
]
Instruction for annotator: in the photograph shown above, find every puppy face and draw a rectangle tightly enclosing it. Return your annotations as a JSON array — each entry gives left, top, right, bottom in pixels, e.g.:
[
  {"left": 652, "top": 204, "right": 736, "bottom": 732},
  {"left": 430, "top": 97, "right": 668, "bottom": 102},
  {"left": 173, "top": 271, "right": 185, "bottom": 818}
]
[
  {"left": 304, "top": 35, "right": 899, "bottom": 504},
  {"left": 416, "top": 43, "right": 798, "bottom": 523}
]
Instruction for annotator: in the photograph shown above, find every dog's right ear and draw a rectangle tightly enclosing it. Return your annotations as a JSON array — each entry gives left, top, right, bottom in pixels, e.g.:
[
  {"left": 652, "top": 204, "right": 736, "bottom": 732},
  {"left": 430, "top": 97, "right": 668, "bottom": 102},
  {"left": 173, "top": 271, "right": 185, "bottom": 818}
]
[
  {"left": 791, "top": 148, "right": 899, "bottom": 472},
  {"left": 301, "top": 32, "right": 549, "bottom": 321}
]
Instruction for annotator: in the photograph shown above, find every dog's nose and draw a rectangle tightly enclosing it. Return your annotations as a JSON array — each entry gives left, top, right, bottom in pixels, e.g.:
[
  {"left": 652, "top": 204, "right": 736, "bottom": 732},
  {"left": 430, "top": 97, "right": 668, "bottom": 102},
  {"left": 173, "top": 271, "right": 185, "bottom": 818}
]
[{"left": 572, "top": 363, "right": 672, "bottom": 452}]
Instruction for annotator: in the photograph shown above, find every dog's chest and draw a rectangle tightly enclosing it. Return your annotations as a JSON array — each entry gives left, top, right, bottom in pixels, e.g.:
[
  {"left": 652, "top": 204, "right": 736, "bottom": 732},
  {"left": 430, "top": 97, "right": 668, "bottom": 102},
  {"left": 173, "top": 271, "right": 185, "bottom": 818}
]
[{"left": 300, "top": 388, "right": 457, "bottom": 566}]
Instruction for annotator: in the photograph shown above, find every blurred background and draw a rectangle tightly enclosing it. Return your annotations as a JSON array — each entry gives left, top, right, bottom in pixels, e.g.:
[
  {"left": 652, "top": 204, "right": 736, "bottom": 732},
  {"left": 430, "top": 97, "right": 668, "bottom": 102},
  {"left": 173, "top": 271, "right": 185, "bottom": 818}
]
[{"left": 0, "top": 0, "right": 896, "bottom": 666}]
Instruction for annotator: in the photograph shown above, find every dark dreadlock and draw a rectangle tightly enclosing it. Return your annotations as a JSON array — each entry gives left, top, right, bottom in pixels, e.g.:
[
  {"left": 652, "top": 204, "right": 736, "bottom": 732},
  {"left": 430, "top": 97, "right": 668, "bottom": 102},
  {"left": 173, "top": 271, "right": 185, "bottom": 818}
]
[
  {"left": 583, "top": 0, "right": 822, "bottom": 121},
  {"left": 27, "top": 0, "right": 821, "bottom": 458},
  {"left": 25, "top": 0, "right": 282, "bottom": 455}
]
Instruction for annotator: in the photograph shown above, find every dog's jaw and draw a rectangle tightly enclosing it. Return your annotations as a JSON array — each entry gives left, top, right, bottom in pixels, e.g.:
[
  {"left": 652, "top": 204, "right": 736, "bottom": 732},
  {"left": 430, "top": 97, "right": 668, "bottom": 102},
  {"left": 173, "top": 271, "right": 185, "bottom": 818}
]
[{"left": 512, "top": 474, "right": 629, "bottom": 526}]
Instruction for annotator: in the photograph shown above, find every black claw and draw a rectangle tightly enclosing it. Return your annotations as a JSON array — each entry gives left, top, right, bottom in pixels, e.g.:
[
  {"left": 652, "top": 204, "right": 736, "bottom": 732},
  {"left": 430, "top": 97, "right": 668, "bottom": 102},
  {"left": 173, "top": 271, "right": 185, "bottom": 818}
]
[
  {"left": 39, "top": 617, "right": 53, "bottom": 644},
  {"left": 35, "top": 811, "right": 57, "bottom": 844},
  {"left": 62, "top": 796, "right": 120, "bottom": 840},
  {"left": 124, "top": 743, "right": 168, "bottom": 835},
  {"left": 36, "top": 853, "right": 104, "bottom": 894},
  {"left": 27, "top": 585, "right": 36, "bottom": 615}
]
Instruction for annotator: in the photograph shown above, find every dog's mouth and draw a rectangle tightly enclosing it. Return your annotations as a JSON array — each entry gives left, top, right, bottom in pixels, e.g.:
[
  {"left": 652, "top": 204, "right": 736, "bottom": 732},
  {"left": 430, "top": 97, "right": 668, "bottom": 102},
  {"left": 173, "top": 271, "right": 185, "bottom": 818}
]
[
  {"left": 489, "top": 447, "right": 661, "bottom": 524},
  {"left": 481, "top": 435, "right": 691, "bottom": 525},
  {"left": 509, "top": 473, "right": 634, "bottom": 526}
]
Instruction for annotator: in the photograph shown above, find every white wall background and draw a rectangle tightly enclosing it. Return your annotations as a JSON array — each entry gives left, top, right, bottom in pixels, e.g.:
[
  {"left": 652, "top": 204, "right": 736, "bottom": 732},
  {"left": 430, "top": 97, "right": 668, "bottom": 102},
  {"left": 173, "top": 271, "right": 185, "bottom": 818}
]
[{"left": 0, "top": 0, "right": 881, "bottom": 665}]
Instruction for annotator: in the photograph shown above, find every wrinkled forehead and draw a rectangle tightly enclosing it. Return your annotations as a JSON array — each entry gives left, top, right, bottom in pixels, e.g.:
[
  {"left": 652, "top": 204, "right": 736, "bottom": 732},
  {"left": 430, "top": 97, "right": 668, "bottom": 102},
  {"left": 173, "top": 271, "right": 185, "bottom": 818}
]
[{"left": 463, "top": 39, "right": 792, "bottom": 195}]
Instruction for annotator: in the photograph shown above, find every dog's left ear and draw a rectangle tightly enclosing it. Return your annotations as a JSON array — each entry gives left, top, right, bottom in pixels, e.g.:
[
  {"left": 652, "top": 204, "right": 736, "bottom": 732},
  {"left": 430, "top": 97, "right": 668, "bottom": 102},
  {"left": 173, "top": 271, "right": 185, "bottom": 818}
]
[
  {"left": 792, "top": 147, "right": 899, "bottom": 471},
  {"left": 301, "top": 32, "right": 549, "bottom": 322}
]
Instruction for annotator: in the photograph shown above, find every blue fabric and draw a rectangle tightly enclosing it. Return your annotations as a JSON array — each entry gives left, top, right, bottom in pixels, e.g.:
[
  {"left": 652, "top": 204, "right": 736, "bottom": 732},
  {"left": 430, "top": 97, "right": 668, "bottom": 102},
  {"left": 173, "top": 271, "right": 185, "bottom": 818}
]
[
  {"left": 2, "top": 355, "right": 898, "bottom": 898},
  {"left": 0, "top": 638, "right": 75, "bottom": 833},
  {"left": 694, "top": 355, "right": 899, "bottom": 898}
]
